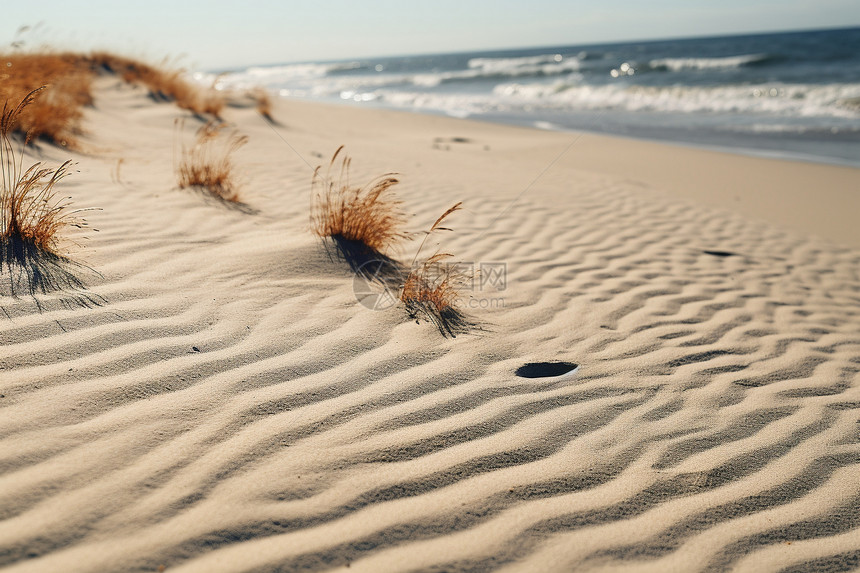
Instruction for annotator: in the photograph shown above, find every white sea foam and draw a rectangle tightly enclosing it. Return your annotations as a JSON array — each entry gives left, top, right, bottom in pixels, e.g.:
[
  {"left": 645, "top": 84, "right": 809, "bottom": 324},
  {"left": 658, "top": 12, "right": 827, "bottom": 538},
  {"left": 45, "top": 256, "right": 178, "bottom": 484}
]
[
  {"left": 212, "top": 58, "right": 860, "bottom": 125},
  {"left": 214, "top": 52, "right": 584, "bottom": 94},
  {"left": 211, "top": 61, "right": 362, "bottom": 91},
  {"left": 470, "top": 53, "right": 582, "bottom": 78},
  {"left": 490, "top": 81, "right": 860, "bottom": 118},
  {"left": 363, "top": 81, "right": 860, "bottom": 134},
  {"left": 648, "top": 53, "right": 770, "bottom": 72},
  {"left": 533, "top": 120, "right": 561, "bottom": 130},
  {"left": 411, "top": 56, "right": 582, "bottom": 88},
  {"left": 469, "top": 53, "right": 562, "bottom": 67},
  {"left": 376, "top": 90, "right": 492, "bottom": 116}
]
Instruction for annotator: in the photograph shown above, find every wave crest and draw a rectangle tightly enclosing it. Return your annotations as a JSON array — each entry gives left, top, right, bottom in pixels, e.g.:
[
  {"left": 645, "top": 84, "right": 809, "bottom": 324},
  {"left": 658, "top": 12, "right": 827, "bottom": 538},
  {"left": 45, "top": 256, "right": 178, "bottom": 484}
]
[{"left": 648, "top": 53, "right": 773, "bottom": 72}]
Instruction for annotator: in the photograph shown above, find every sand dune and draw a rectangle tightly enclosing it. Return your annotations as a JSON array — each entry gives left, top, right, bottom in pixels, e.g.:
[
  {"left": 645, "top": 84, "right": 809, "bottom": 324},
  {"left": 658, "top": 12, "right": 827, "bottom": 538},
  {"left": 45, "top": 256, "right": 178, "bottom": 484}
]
[{"left": 1, "top": 78, "right": 859, "bottom": 572}]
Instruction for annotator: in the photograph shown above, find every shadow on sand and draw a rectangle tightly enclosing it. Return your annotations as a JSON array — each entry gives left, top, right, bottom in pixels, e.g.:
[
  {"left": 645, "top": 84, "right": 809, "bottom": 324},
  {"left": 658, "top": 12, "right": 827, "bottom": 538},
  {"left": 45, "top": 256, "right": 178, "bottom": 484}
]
[{"left": 0, "top": 235, "right": 104, "bottom": 314}]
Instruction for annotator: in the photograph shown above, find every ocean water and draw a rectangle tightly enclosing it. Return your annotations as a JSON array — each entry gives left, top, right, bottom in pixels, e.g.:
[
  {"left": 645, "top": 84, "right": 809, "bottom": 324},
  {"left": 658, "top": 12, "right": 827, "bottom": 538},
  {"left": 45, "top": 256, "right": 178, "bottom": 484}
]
[{"left": 208, "top": 27, "right": 860, "bottom": 167}]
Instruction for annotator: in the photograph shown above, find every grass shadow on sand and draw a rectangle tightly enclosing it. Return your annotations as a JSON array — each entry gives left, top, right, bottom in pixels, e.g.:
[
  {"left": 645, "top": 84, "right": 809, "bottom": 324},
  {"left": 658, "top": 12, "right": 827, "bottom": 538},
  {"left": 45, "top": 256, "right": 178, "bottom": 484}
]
[
  {"left": 321, "top": 235, "right": 406, "bottom": 284},
  {"left": 0, "top": 234, "right": 103, "bottom": 313},
  {"left": 401, "top": 294, "right": 477, "bottom": 338},
  {"left": 185, "top": 185, "right": 258, "bottom": 215}
]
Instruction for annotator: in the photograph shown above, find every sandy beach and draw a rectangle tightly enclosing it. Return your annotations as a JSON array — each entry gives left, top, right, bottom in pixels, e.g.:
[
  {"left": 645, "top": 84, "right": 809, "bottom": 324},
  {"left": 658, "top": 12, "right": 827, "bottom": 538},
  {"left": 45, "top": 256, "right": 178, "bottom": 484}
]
[{"left": 1, "top": 75, "right": 860, "bottom": 572}]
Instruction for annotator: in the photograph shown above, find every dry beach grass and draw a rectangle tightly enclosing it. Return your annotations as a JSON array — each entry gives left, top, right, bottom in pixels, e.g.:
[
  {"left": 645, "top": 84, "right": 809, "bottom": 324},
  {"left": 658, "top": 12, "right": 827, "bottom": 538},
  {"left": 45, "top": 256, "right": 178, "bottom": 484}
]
[
  {"left": 0, "top": 50, "right": 224, "bottom": 149},
  {"left": 176, "top": 120, "right": 248, "bottom": 204},
  {"left": 310, "top": 145, "right": 409, "bottom": 274},
  {"left": 0, "top": 54, "right": 93, "bottom": 147},
  {"left": 400, "top": 202, "right": 474, "bottom": 337},
  {"left": 0, "top": 89, "right": 98, "bottom": 306}
]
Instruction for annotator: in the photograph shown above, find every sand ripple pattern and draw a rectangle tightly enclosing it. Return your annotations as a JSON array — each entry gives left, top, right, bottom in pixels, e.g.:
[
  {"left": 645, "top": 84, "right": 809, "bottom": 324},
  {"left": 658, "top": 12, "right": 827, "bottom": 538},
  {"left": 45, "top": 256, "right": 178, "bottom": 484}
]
[{"left": 1, "top": 88, "right": 859, "bottom": 572}]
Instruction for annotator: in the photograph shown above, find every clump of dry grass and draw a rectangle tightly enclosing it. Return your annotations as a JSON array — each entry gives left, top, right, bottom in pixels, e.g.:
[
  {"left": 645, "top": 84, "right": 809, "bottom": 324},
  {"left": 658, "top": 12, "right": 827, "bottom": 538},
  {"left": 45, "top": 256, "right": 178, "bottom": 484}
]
[
  {"left": 176, "top": 120, "right": 248, "bottom": 204},
  {"left": 251, "top": 88, "right": 274, "bottom": 122},
  {"left": 0, "top": 52, "right": 95, "bottom": 147},
  {"left": 1, "top": 89, "right": 99, "bottom": 306},
  {"left": 309, "top": 149, "right": 476, "bottom": 336},
  {"left": 90, "top": 52, "right": 224, "bottom": 117},
  {"left": 2, "top": 89, "right": 77, "bottom": 252},
  {"left": 400, "top": 202, "right": 473, "bottom": 337},
  {"left": 401, "top": 252, "right": 473, "bottom": 337},
  {"left": 310, "top": 146, "right": 409, "bottom": 274}
]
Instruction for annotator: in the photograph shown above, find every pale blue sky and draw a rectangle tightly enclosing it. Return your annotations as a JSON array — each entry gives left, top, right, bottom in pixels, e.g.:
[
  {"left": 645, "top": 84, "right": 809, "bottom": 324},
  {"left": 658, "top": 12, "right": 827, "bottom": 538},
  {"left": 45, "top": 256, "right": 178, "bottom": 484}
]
[{"left": 2, "top": 0, "right": 858, "bottom": 70}]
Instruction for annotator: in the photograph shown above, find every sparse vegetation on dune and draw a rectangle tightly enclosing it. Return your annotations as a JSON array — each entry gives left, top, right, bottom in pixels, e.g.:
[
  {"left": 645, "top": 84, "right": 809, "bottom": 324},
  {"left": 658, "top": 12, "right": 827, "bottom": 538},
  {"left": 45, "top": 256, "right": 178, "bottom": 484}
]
[
  {"left": 401, "top": 251, "right": 473, "bottom": 337},
  {"left": 400, "top": 202, "right": 474, "bottom": 337},
  {"left": 1, "top": 90, "right": 99, "bottom": 307},
  {"left": 0, "top": 53, "right": 95, "bottom": 146},
  {"left": 251, "top": 88, "right": 274, "bottom": 122},
  {"left": 308, "top": 150, "right": 474, "bottom": 336},
  {"left": 310, "top": 145, "right": 409, "bottom": 274},
  {"left": 0, "top": 50, "right": 226, "bottom": 148},
  {"left": 176, "top": 120, "right": 248, "bottom": 204},
  {"left": 89, "top": 52, "right": 224, "bottom": 117}
]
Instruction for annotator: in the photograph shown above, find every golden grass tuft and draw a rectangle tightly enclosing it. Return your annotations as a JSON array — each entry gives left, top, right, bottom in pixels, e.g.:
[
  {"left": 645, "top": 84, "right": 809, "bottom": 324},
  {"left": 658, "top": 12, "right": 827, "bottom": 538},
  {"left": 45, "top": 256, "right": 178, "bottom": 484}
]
[
  {"left": 176, "top": 120, "right": 248, "bottom": 204},
  {"left": 401, "top": 252, "right": 472, "bottom": 337},
  {"left": 309, "top": 150, "right": 475, "bottom": 336},
  {"left": 1, "top": 89, "right": 99, "bottom": 305},
  {"left": 2, "top": 89, "right": 76, "bottom": 253},
  {"left": 400, "top": 202, "right": 474, "bottom": 337},
  {"left": 0, "top": 52, "right": 95, "bottom": 147},
  {"left": 2, "top": 157, "right": 76, "bottom": 254},
  {"left": 310, "top": 146, "right": 409, "bottom": 273},
  {"left": 251, "top": 88, "right": 274, "bottom": 122},
  {"left": 89, "top": 52, "right": 225, "bottom": 117}
]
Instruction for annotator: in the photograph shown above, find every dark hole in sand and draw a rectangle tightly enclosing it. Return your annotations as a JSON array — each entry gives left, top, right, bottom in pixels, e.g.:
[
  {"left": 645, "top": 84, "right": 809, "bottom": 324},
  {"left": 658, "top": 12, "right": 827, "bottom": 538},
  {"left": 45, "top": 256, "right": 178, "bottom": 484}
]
[
  {"left": 434, "top": 136, "right": 472, "bottom": 143},
  {"left": 515, "top": 362, "right": 578, "bottom": 378},
  {"left": 703, "top": 250, "right": 736, "bottom": 257}
]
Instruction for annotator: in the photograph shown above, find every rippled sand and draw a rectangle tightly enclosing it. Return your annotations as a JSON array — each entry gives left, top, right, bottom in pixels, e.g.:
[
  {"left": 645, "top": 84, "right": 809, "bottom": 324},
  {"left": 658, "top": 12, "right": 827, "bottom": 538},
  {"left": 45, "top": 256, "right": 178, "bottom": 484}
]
[{"left": 1, "top": 79, "right": 859, "bottom": 572}]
